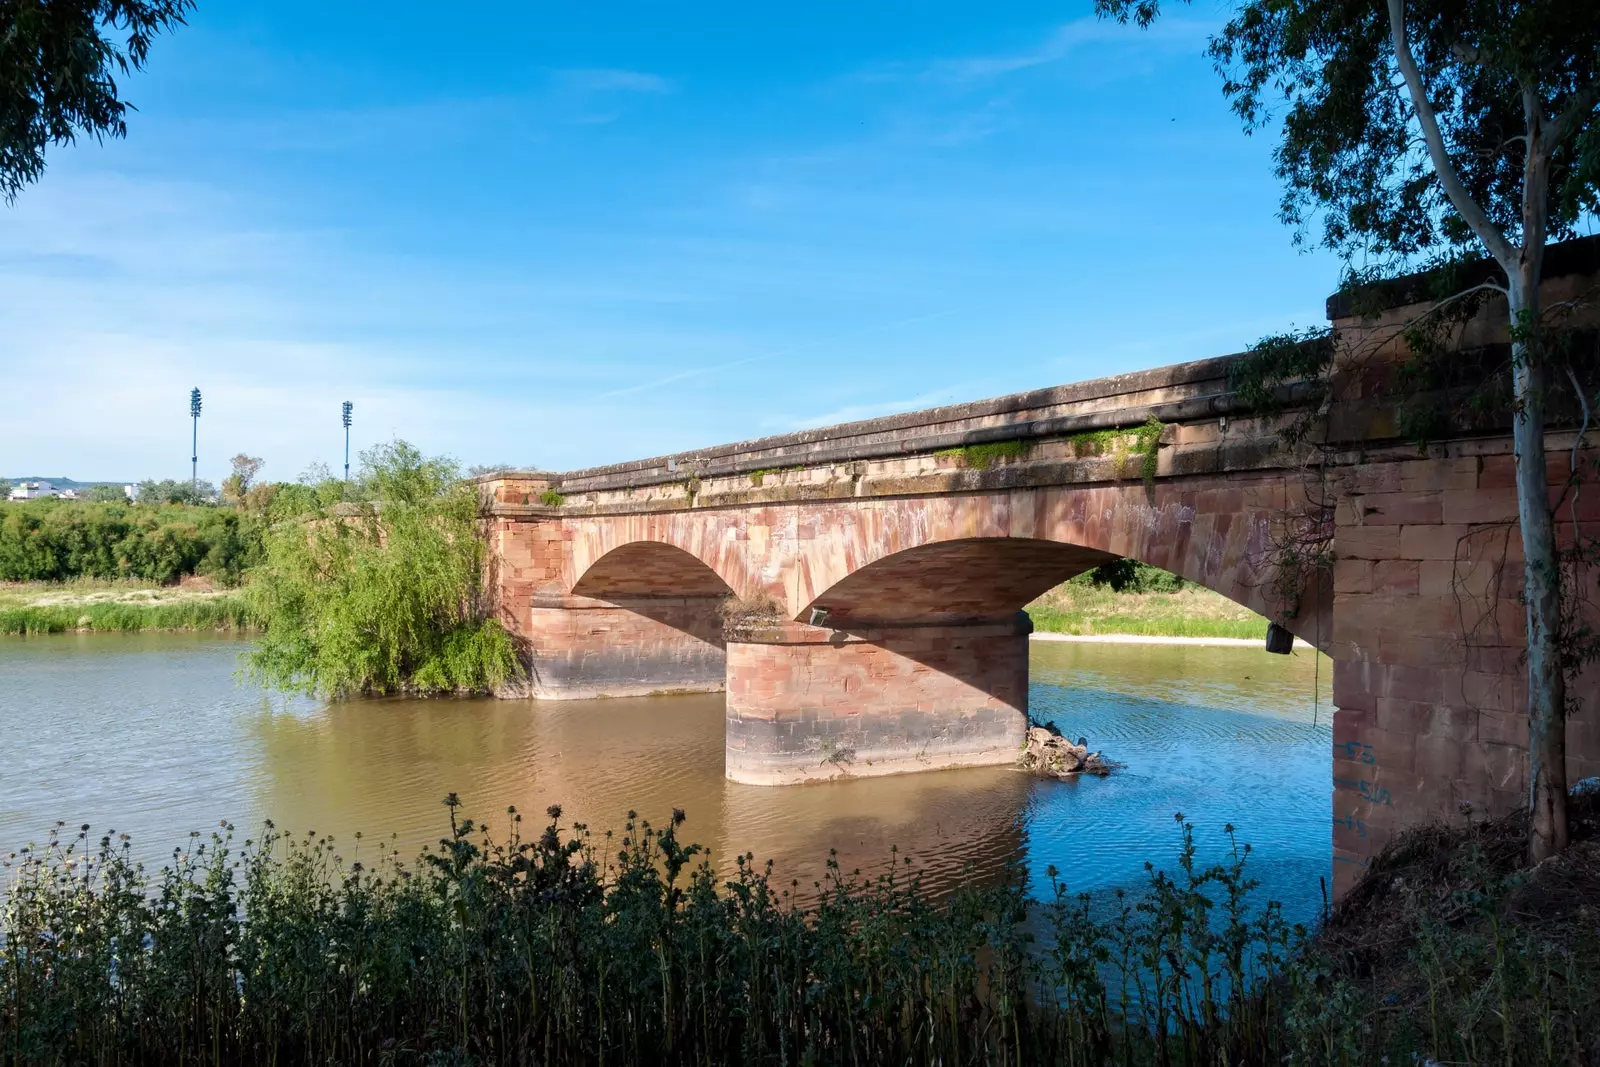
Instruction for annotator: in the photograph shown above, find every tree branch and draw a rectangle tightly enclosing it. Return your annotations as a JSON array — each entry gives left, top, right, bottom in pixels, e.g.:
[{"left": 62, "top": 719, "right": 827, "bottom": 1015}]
[
  {"left": 1548, "top": 80, "right": 1600, "bottom": 152},
  {"left": 1386, "top": 0, "right": 1518, "bottom": 270}
]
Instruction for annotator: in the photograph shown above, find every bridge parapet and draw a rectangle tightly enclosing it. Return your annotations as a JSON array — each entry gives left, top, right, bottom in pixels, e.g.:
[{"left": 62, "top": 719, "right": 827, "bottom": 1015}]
[{"left": 479, "top": 356, "right": 1308, "bottom": 521}]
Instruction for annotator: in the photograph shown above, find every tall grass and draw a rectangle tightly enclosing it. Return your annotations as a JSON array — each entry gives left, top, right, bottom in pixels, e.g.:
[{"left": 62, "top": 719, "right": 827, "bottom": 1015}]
[
  {"left": 1027, "top": 605, "right": 1270, "bottom": 639},
  {"left": 0, "top": 596, "right": 256, "bottom": 635},
  {"left": 6, "top": 803, "right": 1593, "bottom": 1066}
]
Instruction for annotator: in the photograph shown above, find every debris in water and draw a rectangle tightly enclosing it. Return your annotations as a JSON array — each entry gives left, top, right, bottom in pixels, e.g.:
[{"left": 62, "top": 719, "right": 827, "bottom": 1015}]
[{"left": 1018, "top": 725, "right": 1115, "bottom": 779}]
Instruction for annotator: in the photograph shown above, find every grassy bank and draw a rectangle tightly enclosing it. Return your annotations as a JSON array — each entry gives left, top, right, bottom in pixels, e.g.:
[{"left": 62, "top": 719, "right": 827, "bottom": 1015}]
[
  {"left": 0, "top": 580, "right": 255, "bottom": 635},
  {"left": 1026, "top": 580, "right": 1272, "bottom": 639},
  {"left": 3, "top": 798, "right": 1595, "bottom": 1066}
]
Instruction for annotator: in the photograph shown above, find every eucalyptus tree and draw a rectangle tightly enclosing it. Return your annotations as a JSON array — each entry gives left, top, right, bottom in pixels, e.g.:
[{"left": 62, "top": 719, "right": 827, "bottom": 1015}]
[
  {"left": 1096, "top": 0, "right": 1599, "bottom": 860},
  {"left": 1, "top": 0, "right": 193, "bottom": 202}
]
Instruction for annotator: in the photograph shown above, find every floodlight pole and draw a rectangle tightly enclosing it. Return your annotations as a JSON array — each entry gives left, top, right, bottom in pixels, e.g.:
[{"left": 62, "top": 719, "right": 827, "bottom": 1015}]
[
  {"left": 190, "top": 388, "right": 203, "bottom": 489},
  {"left": 342, "top": 401, "right": 353, "bottom": 482}
]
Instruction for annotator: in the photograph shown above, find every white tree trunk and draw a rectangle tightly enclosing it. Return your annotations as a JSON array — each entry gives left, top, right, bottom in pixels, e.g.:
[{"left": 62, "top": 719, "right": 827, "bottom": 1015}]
[{"left": 1509, "top": 269, "right": 1569, "bottom": 863}]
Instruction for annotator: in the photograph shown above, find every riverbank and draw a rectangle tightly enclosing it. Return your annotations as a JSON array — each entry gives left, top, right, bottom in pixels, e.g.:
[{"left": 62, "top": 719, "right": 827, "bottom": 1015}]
[
  {"left": 0, "top": 575, "right": 1273, "bottom": 641},
  {"left": 1025, "top": 580, "right": 1271, "bottom": 639},
  {"left": 0, "top": 580, "right": 254, "bottom": 634}
]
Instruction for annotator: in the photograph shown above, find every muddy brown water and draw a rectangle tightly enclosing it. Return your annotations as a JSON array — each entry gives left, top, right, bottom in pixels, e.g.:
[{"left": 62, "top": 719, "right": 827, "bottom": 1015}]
[{"left": 0, "top": 633, "right": 1333, "bottom": 921}]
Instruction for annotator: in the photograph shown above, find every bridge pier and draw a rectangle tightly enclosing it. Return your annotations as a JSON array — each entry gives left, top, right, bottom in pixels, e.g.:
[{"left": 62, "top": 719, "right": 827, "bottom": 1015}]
[
  {"left": 522, "top": 595, "right": 726, "bottom": 699},
  {"left": 724, "top": 616, "right": 1031, "bottom": 785}
]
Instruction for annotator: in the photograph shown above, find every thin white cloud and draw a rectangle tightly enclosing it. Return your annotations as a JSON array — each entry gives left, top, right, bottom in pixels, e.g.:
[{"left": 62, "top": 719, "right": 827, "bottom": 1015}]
[
  {"left": 594, "top": 308, "right": 960, "bottom": 401},
  {"left": 854, "top": 15, "right": 1217, "bottom": 86},
  {"left": 785, "top": 386, "right": 979, "bottom": 430},
  {"left": 554, "top": 68, "right": 676, "bottom": 94}
]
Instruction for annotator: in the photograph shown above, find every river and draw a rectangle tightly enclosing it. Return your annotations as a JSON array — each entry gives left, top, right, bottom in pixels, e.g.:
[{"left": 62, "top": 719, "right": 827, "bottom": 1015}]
[{"left": 0, "top": 633, "right": 1333, "bottom": 923}]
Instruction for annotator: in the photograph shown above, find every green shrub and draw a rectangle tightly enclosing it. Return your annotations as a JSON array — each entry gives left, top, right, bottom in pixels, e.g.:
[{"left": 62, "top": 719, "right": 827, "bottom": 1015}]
[
  {"left": 0, "top": 500, "right": 262, "bottom": 585},
  {"left": 1075, "top": 559, "right": 1186, "bottom": 593},
  {"left": 244, "top": 440, "right": 518, "bottom": 697}
]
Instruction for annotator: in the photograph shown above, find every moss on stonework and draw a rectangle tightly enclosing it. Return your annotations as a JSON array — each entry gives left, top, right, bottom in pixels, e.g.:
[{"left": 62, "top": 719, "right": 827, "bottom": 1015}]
[
  {"left": 1069, "top": 416, "right": 1164, "bottom": 485},
  {"left": 537, "top": 489, "right": 565, "bottom": 507},
  {"left": 749, "top": 468, "right": 780, "bottom": 487},
  {"left": 935, "top": 439, "right": 1029, "bottom": 470}
]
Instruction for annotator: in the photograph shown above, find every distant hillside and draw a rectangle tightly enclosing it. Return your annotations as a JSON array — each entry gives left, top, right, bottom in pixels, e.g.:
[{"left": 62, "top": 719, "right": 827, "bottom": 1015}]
[{"left": 1, "top": 477, "right": 131, "bottom": 488}]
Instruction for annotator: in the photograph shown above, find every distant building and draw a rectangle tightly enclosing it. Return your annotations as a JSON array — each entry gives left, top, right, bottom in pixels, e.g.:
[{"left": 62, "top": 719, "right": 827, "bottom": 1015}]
[{"left": 8, "top": 480, "right": 60, "bottom": 501}]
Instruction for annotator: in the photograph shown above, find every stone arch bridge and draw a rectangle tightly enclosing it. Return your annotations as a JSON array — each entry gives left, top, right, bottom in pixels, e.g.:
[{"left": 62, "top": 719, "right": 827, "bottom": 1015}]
[{"left": 481, "top": 249, "right": 1600, "bottom": 894}]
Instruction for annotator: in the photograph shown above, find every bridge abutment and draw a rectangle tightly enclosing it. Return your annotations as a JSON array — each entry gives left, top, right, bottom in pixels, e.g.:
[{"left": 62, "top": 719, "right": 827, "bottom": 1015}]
[
  {"left": 522, "top": 596, "right": 726, "bottom": 700},
  {"left": 724, "top": 617, "right": 1031, "bottom": 785}
]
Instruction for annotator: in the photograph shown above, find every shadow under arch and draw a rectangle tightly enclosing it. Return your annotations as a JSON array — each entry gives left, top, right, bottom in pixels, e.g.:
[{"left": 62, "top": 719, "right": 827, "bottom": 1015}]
[
  {"left": 573, "top": 541, "right": 735, "bottom": 602},
  {"left": 798, "top": 536, "right": 1329, "bottom": 651},
  {"left": 797, "top": 538, "right": 1118, "bottom": 628},
  {"left": 530, "top": 541, "right": 734, "bottom": 699}
]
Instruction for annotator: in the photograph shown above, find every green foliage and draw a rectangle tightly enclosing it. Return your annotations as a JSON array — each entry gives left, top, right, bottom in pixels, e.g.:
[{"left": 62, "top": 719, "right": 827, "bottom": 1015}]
[
  {"left": 0, "top": 499, "right": 261, "bottom": 585},
  {"left": 1078, "top": 559, "right": 1186, "bottom": 594},
  {"left": 220, "top": 454, "right": 264, "bottom": 505},
  {"left": 0, "top": 0, "right": 194, "bottom": 202},
  {"left": 537, "top": 488, "right": 565, "bottom": 507},
  {"left": 9, "top": 807, "right": 1589, "bottom": 1065},
  {"left": 1228, "top": 328, "right": 1335, "bottom": 445},
  {"left": 1099, "top": 0, "right": 1600, "bottom": 268},
  {"left": 0, "top": 810, "right": 1279, "bottom": 1066},
  {"left": 748, "top": 468, "right": 779, "bottom": 487},
  {"left": 0, "top": 596, "right": 254, "bottom": 635},
  {"left": 1069, "top": 417, "right": 1165, "bottom": 483},
  {"left": 136, "top": 478, "right": 217, "bottom": 506},
  {"left": 244, "top": 440, "right": 518, "bottom": 698},
  {"left": 935, "top": 439, "right": 1030, "bottom": 470},
  {"left": 81, "top": 484, "right": 126, "bottom": 503}
]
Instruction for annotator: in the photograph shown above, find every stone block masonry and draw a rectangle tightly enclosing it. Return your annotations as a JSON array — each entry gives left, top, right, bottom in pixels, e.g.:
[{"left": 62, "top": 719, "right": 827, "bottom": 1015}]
[
  {"left": 1327, "top": 445, "right": 1600, "bottom": 896},
  {"left": 725, "top": 618, "right": 1031, "bottom": 785},
  {"left": 479, "top": 234, "right": 1600, "bottom": 896}
]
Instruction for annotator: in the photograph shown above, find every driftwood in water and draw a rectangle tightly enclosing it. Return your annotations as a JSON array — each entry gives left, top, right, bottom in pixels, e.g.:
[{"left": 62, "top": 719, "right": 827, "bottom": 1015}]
[{"left": 1018, "top": 726, "right": 1114, "bottom": 779}]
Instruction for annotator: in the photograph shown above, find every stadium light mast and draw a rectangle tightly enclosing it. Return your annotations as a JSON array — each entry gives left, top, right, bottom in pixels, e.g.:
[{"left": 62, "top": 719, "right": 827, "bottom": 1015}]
[
  {"left": 189, "top": 388, "right": 203, "bottom": 489},
  {"left": 341, "top": 401, "right": 353, "bottom": 482}
]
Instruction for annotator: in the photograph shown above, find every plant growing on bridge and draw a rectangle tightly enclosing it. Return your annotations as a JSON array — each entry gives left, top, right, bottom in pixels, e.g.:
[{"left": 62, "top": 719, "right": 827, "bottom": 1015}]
[
  {"left": 245, "top": 439, "right": 517, "bottom": 697},
  {"left": 934, "top": 439, "right": 1030, "bottom": 471},
  {"left": 1068, "top": 416, "right": 1165, "bottom": 485},
  {"left": 1098, "top": 0, "right": 1600, "bottom": 862}
]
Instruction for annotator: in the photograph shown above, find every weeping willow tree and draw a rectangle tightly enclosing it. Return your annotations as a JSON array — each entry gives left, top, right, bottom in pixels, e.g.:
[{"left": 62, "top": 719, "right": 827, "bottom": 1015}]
[{"left": 245, "top": 440, "right": 517, "bottom": 697}]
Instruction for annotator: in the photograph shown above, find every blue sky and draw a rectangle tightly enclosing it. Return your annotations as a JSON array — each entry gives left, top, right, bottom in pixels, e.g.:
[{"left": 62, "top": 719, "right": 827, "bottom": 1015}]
[{"left": 1, "top": 0, "right": 1342, "bottom": 484}]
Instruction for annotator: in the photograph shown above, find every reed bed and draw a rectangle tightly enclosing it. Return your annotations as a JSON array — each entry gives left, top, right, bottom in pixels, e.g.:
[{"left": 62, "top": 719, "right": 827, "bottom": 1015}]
[
  {"left": 2, "top": 801, "right": 1596, "bottom": 1066},
  {"left": 0, "top": 596, "right": 256, "bottom": 635}
]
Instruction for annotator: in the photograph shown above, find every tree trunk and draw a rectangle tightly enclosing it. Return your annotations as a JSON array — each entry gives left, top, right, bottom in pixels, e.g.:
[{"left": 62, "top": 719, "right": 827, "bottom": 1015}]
[{"left": 1509, "top": 270, "right": 1569, "bottom": 864}]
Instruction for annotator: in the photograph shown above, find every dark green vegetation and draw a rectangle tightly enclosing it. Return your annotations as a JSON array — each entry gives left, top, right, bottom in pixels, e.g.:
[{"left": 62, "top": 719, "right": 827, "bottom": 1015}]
[
  {"left": 3, "top": 797, "right": 1595, "bottom": 1066},
  {"left": 0, "top": 0, "right": 194, "bottom": 202},
  {"left": 244, "top": 441, "right": 517, "bottom": 698},
  {"left": 1080, "top": 559, "right": 1185, "bottom": 594},
  {"left": 0, "top": 596, "right": 252, "bottom": 635},
  {"left": 0, "top": 500, "right": 261, "bottom": 585}
]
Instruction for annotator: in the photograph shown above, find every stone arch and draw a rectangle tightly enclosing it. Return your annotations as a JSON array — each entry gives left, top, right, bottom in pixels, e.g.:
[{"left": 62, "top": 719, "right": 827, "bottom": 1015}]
[
  {"left": 556, "top": 515, "right": 760, "bottom": 601},
  {"left": 528, "top": 538, "right": 735, "bottom": 700},
  {"left": 572, "top": 541, "right": 734, "bottom": 600},
  {"left": 787, "top": 484, "right": 1330, "bottom": 649}
]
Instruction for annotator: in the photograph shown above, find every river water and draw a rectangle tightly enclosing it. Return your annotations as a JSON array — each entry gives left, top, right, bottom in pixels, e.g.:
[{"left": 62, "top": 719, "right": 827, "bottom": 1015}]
[{"left": 0, "top": 634, "right": 1333, "bottom": 923}]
